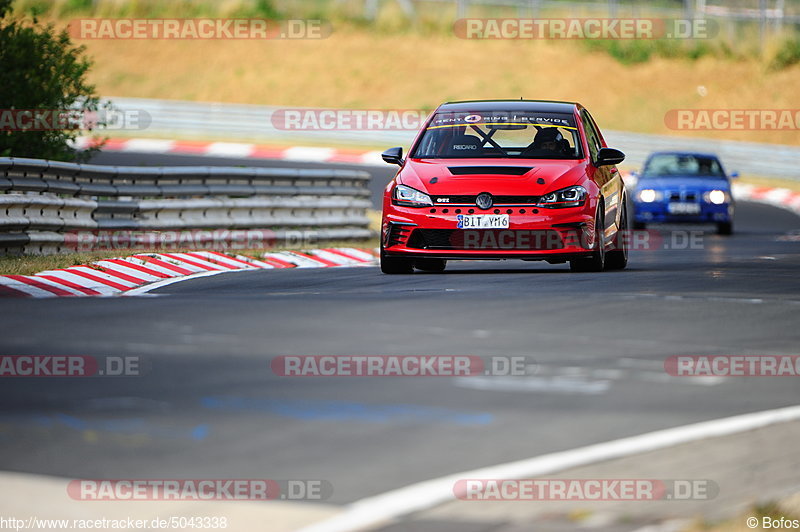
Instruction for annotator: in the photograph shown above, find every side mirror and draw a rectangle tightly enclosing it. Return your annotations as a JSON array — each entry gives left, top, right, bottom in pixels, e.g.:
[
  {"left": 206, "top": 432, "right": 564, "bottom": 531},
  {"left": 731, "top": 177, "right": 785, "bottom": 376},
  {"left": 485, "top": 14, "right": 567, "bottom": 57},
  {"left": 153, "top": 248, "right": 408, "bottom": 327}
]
[
  {"left": 381, "top": 147, "right": 404, "bottom": 166},
  {"left": 729, "top": 171, "right": 739, "bottom": 179},
  {"left": 595, "top": 147, "right": 625, "bottom": 167}
]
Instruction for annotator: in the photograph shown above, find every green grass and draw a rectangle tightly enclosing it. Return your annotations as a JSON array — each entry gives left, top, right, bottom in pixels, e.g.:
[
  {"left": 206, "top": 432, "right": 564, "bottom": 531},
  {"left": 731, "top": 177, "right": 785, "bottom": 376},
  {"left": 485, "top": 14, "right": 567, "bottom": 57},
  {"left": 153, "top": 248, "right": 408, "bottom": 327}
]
[
  {"left": 582, "top": 38, "right": 735, "bottom": 65},
  {"left": 0, "top": 250, "right": 141, "bottom": 276},
  {"left": 769, "top": 36, "right": 800, "bottom": 70}
]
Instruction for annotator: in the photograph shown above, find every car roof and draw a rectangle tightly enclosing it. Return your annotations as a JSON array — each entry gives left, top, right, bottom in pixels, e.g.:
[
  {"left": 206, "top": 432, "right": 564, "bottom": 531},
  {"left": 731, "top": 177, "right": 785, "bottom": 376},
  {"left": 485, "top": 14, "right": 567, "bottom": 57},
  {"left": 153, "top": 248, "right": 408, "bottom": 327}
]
[
  {"left": 646, "top": 151, "right": 720, "bottom": 159},
  {"left": 438, "top": 100, "right": 580, "bottom": 114}
]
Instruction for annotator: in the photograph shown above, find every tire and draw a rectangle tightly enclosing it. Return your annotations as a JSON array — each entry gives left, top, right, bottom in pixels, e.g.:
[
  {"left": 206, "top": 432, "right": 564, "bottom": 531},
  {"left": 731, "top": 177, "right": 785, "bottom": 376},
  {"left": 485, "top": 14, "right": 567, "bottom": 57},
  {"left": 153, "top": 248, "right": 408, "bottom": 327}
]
[
  {"left": 415, "top": 258, "right": 447, "bottom": 272},
  {"left": 632, "top": 220, "right": 646, "bottom": 230},
  {"left": 605, "top": 202, "right": 628, "bottom": 270},
  {"left": 717, "top": 221, "right": 733, "bottom": 235},
  {"left": 570, "top": 207, "right": 606, "bottom": 272},
  {"left": 380, "top": 246, "right": 413, "bottom": 274}
]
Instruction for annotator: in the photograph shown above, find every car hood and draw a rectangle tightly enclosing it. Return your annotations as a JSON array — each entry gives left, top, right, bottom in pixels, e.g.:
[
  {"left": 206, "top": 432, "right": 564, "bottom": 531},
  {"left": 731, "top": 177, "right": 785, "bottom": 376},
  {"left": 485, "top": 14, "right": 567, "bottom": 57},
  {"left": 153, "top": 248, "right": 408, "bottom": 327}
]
[
  {"left": 637, "top": 176, "right": 730, "bottom": 191},
  {"left": 399, "top": 158, "right": 586, "bottom": 195}
]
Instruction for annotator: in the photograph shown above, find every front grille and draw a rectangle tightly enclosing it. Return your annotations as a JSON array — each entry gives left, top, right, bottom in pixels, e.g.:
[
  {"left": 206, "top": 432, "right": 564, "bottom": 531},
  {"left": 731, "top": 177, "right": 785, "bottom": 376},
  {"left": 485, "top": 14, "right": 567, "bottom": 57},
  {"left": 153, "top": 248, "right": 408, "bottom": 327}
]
[
  {"left": 407, "top": 229, "right": 565, "bottom": 250},
  {"left": 433, "top": 195, "right": 541, "bottom": 205},
  {"left": 668, "top": 191, "right": 699, "bottom": 202}
]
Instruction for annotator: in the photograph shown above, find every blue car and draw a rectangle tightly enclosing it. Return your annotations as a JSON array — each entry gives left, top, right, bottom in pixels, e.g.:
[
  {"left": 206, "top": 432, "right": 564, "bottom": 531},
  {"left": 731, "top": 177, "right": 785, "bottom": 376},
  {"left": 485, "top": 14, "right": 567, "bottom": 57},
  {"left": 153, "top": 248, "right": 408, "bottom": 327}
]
[{"left": 632, "top": 151, "right": 736, "bottom": 235}]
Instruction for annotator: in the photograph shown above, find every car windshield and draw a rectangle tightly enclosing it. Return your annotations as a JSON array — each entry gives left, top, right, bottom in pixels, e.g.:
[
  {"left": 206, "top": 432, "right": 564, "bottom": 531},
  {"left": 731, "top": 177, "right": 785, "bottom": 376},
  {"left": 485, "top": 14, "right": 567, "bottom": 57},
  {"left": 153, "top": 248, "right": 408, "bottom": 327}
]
[
  {"left": 411, "top": 110, "right": 582, "bottom": 159},
  {"left": 643, "top": 154, "right": 725, "bottom": 177}
]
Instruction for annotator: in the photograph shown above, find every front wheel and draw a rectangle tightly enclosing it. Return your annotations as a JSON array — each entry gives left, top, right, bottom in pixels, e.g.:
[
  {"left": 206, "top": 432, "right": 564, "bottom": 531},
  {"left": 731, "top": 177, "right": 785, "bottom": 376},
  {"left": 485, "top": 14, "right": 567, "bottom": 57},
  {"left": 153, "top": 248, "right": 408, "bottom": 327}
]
[
  {"left": 717, "top": 221, "right": 733, "bottom": 235},
  {"left": 605, "top": 203, "right": 629, "bottom": 270},
  {"left": 380, "top": 246, "right": 413, "bottom": 274},
  {"left": 570, "top": 208, "right": 606, "bottom": 272},
  {"left": 415, "top": 258, "right": 447, "bottom": 272}
]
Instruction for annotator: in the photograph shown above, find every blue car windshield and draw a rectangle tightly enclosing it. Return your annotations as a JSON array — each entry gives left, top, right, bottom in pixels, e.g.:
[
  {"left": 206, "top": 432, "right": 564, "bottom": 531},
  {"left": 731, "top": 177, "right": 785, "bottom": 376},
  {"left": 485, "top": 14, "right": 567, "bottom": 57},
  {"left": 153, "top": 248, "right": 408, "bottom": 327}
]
[{"left": 643, "top": 154, "right": 725, "bottom": 177}]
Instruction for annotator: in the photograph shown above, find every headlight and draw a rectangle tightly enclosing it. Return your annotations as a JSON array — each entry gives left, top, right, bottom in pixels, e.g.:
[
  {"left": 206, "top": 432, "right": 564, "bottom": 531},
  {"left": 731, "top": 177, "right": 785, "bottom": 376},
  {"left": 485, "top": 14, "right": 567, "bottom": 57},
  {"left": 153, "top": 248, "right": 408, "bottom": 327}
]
[
  {"left": 705, "top": 190, "right": 728, "bottom": 205},
  {"left": 535, "top": 185, "right": 587, "bottom": 208},
  {"left": 638, "top": 189, "right": 659, "bottom": 203},
  {"left": 392, "top": 184, "right": 433, "bottom": 207}
]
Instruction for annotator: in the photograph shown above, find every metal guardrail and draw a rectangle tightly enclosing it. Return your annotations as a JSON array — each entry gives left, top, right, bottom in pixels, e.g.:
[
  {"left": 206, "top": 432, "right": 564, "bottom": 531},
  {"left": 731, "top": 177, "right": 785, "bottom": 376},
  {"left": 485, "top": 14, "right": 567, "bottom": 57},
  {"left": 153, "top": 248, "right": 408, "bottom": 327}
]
[
  {"left": 107, "top": 97, "right": 800, "bottom": 180},
  {"left": 0, "top": 157, "right": 373, "bottom": 255},
  {"left": 602, "top": 130, "right": 800, "bottom": 180}
]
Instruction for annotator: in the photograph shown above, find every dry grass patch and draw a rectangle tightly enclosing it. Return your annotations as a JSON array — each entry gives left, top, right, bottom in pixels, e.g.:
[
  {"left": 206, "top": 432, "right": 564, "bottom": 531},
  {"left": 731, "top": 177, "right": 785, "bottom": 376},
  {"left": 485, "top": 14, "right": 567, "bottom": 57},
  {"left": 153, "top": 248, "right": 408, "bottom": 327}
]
[{"left": 56, "top": 26, "right": 800, "bottom": 146}]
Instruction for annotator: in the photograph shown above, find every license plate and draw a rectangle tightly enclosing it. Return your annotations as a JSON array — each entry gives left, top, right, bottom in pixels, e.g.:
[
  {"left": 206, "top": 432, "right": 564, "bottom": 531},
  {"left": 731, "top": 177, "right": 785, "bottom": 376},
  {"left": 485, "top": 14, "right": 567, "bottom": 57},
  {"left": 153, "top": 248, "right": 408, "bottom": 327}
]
[
  {"left": 668, "top": 202, "right": 701, "bottom": 215},
  {"left": 456, "top": 214, "right": 510, "bottom": 229}
]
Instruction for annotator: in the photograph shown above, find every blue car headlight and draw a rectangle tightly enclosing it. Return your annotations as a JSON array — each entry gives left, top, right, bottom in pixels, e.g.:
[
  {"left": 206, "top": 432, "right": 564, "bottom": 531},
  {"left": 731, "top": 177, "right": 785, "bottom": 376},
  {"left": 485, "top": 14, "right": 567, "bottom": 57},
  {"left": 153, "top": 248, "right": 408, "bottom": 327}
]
[
  {"left": 637, "top": 189, "right": 662, "bottom": 203},
  {"left": 704, "top": 190, "right": 730, "bottom": 205}
]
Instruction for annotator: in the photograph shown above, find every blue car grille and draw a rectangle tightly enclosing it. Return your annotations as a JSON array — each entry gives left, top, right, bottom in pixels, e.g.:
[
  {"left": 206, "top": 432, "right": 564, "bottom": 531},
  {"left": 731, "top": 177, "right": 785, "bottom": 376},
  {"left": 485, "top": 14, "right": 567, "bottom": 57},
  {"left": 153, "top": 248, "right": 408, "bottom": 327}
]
[{"left": 667, "top": 191, "right": 698, "bottom": 202}]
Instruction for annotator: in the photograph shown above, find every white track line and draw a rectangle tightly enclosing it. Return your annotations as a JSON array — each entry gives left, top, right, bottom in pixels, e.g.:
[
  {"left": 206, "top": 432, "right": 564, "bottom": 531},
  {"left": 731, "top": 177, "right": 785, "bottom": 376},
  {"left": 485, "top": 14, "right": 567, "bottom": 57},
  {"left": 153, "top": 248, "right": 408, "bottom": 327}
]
[
  {"left": 123, "top": 268, "right": 255, "bottom": 295},
  {"left": 298, "top": 404, "right": 800, "bottom": 532}
]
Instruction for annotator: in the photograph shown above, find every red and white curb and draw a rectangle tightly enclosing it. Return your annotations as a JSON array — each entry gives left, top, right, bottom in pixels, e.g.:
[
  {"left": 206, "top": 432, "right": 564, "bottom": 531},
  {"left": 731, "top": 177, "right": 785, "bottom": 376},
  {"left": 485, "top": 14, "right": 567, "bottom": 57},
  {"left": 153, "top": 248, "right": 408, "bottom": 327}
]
[
  {"left": 74, "top": 137, "right": 385, "bottom": 166},
  {"left": 732, "top": 183, "right": 800, "bottom": 216},
  {"left": 0, "top": 248, "right": 378, "bottom": 298}
]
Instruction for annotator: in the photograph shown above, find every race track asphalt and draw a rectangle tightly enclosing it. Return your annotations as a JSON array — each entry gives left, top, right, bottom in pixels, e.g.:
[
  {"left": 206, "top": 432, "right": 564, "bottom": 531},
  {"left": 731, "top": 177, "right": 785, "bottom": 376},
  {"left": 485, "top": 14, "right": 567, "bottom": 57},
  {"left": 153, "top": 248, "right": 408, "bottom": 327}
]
[{"left": 1, "top": 172, "right": 798, "bottom": 507}]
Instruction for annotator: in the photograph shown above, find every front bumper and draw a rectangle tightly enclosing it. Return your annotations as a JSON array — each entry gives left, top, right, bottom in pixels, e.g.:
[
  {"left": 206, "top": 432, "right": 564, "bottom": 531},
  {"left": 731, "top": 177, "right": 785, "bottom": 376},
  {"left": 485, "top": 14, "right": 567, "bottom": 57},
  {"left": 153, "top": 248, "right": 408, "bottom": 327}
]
[
  {"left": 382, "top": 204, "right": 598, "bottom": 260},
  {"left": 633, "top": 201, "right": 733, "bottom": 224}
]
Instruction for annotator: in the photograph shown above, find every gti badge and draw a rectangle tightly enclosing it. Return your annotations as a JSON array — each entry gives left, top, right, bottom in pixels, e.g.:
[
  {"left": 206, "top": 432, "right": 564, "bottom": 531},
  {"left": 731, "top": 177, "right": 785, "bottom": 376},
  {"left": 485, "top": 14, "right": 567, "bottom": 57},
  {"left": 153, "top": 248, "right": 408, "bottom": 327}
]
[{"left": 476, "top": 192, "right": 493, "bottom": 210}]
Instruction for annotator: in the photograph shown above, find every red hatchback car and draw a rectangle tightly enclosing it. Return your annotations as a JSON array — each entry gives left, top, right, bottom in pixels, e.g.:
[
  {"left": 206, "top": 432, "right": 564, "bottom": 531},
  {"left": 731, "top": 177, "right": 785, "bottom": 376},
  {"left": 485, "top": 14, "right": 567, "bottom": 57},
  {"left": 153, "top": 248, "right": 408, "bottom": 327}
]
[{"left": 380, "top": 100, "right": 629, "bottom": 274}]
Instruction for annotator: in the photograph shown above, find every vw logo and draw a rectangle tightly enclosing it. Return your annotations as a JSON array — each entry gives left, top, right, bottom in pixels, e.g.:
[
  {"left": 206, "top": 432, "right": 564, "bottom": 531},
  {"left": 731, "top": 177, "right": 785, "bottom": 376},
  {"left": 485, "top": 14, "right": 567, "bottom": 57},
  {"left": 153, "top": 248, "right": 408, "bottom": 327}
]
[{"left": 475, "top": 192, "right": 493, "bottom": 210}]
